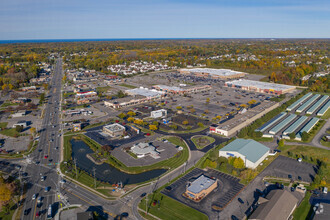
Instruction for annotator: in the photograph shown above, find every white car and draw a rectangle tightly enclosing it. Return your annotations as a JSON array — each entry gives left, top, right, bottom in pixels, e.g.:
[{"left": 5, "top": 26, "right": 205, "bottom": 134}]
[
  {"left": 32, "top": 194, "right": 37, "bottom": 200},
  {"left": 41, "top": 176, "right": 45, "bottom": 181},
  {"left": 60, "top": 179, "right": 66, "bottom": 184},
  {"left": 298, "top": 158, "right": 302, "bottom": 162}
]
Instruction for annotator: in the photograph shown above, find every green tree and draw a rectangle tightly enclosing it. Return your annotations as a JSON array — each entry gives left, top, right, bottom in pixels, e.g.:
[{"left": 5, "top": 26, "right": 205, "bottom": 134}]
[
  {"left": 197, "top": 122, "right": 204, "bottom": 127},
  {"left": 278, "top": 139, "right": 284, "bottom": 147},
  {"left": 289, "top": 132, "right": 296, "bottom": 140},
  {"left": 117, "top": 90, "right": 127, "bottom": 98},
  {"left": 301, "top": 131, "right": 309, "bottom": 142},
  {"left": 15, "top": 125, "right": 23, "bottom": 132}
]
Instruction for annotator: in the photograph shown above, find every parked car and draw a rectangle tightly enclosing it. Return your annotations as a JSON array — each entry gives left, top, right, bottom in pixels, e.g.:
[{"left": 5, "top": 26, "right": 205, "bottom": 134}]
[{"left": 140, "top": 193, "right": 147, "bottom": 197}]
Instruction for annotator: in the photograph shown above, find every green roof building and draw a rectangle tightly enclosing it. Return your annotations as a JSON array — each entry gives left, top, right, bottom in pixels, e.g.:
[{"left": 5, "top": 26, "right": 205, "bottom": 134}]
[{"left": 219, "top": 139, "right": 270, "bottom": 169}]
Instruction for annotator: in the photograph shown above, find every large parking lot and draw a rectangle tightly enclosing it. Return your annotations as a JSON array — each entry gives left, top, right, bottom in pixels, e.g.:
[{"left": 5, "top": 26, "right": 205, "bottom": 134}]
[{"left": 162, "top": 168, "right": 244, "bottom": 219}]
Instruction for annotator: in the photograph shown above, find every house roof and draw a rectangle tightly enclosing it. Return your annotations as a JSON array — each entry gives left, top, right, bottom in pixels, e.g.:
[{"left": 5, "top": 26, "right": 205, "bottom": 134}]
[
  {"left": 220, "top": 139, "right": 269, "bottom": 163},
  {"left": 249, "top": 190, "right": 299, "bottom": 220},
  {"left": 187, "top": 174, "right": 216, "bottom": 194}
]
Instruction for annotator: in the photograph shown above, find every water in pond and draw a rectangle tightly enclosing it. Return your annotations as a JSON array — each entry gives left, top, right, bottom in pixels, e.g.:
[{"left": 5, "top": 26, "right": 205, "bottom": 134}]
[{"left": 71, "top": 139, "right": 167, "bottom": 184}]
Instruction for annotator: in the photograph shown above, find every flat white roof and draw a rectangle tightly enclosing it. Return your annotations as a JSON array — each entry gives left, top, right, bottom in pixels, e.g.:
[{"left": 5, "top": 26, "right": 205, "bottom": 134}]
[
  {"left": 154, "top": 85, "right": 185, "bottom": 91},
  {"left": 103, "top": 123, "right": 125, "bottom": 132},
  {"left": 131, "top": 142, "right": 159, "bottom": 156},
  {"left": 226, "top": 79, "right": 295, "bottom": 91},
  {"left": 180, "top": 68, "right": 246, "bottom": 76},
  {"left": 126, "top": 87, "right": 164, "bottom": 97}
]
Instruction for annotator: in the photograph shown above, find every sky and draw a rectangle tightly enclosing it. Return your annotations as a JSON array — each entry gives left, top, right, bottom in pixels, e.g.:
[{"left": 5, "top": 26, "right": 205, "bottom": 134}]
[{"left": 0, "top": 0, "right": 329, "bottom": 40}]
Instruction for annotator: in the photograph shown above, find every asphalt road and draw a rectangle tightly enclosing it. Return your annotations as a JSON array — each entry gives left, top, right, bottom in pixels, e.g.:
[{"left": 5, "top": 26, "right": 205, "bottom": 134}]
[{"left": 21, "top": 58, "right": 64, "bottom": 220}]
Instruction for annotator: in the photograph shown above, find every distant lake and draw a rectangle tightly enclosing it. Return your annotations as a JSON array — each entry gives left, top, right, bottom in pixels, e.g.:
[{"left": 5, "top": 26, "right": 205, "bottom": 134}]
[{"left": 71, "top": 139, "right": 167, "bottom": 185}]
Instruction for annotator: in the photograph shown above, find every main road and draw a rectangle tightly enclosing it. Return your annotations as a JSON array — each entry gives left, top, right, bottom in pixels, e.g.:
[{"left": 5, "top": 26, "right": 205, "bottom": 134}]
[{"left": 19, "top": 58, "right": 226, "bottom": 220}]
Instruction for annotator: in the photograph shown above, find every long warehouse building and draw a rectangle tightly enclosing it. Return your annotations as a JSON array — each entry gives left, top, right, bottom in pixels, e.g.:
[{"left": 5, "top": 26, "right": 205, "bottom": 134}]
[
  {"left": 296, "top": 94, "right": 320, "bottom": 113},
  {"left": 283, "top": 116, "right": 308, "bottom": 136},
  {"left": 255, "top": 112, "right": 287, "bottom": 133},
  {"left": 317, "top": 100, "right": 330, "bottom": 116},
  {"left": 225, "top": 79, "right": 295, "bottom": 95},
  {"left": 296, "top": 118, "right": 319, "bottom": 141},
  {"left": 269, "top": 114, "right": 297, "bottom": 135},
  {"left": 286, "top": 93, "right": 313, "bottom": 111},
  {"left": 306, "top": 95, "right": 329, "bottom": 115},
  {"left": 179, "top": 68, "right": 247, "bottom": 79}
]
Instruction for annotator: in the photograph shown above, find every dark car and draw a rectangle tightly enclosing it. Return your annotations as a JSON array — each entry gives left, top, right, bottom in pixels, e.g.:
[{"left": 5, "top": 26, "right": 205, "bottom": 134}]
[
  {"left": 238, "top": 198, "right": 244, "bottom": 204},
  {"left": 24, "top": 209, "right": 30, "bottom": 215},
  {"left": 140, "top": 193, "right": 147, "bottom": 197},
  {"left": 121, "top": 212, "right": 129, "bottom": 217},
  {"left": 165, "top": 186, "right": 172, "bottom": 191}
]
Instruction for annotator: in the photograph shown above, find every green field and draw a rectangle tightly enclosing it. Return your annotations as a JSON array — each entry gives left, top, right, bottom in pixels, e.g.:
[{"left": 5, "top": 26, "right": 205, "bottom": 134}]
[
  {"left": 139, "top": 192, "right": 208, "bottom": 220},
  {"left": 96, "top": 86, "right": 111, "bottom": 93},
  {"left": 119, "top": 83, "right": 137, "bottom": 89},
  {"left": 0, "top": 122, "right": 8, "bottom": 129},
  {"left": 0, "top": 128, "right": 20, "bottom": 137},
  {"left": 191, "top": 135, "right": 215, "bottom": 149}
]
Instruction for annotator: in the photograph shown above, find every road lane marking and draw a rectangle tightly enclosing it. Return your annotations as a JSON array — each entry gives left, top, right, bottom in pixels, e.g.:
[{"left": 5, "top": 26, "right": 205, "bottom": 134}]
[{"left": 62, "top": 188, "right": 117, "bottom": 217}]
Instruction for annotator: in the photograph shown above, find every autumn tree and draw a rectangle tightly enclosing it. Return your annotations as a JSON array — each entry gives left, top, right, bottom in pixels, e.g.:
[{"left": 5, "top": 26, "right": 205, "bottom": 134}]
[
  {"left": 149, "top": 125, "right": 158, "bottom": 131},
  {"left": 118, "top": 113, "right": 126, "bottom": 119},
  {"left": 127, "top": 117, "right": 134, "bottom": 122},
  {"left": 127, "top": 111, "right": 136, "bottom": 117},
  {"left": 0, "top": 179, "right": 12, "bottom": 207},
  {"left": 182, "top": 120, "right": 189, "bottom": 125},
  {"left": 30, "top": 127, "right": 36, "bottom": 136},
  {"left": 233, "top": 157, "right": 245, "bottom": 169}
]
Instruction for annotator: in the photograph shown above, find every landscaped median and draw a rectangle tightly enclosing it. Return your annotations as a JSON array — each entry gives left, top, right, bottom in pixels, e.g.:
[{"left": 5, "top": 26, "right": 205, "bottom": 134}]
[{"left": 191, "top": 135, "right": 215, "bottom": 149}]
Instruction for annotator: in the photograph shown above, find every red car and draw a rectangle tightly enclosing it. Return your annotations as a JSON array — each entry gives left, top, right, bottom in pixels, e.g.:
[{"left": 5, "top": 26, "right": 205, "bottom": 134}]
[
  {"left": 44, "top": 155, "right": 48, "bottom": 159},
  {"left": 36, "top": 211, "right": 40, "bottom": 217}
]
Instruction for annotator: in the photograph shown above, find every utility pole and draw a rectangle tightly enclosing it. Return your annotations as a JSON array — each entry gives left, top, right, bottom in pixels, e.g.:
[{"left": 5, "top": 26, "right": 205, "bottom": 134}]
[
  {"left": 93, "top": 167, "right": 96, "bottom": 189},
  {"left": 74, "top": 158, "right": 78, "bottom": 179}
]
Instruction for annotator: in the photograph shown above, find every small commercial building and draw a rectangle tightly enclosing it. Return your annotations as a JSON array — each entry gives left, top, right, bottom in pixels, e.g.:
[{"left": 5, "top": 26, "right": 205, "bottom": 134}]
[
  {"left": 225, "top": 79, "right": 295, "bottom": 95},
  {"left": 130, "top": 142, "right": 159, "bottom": 158},
  {"left": 12, "top": 121, "right": 28, "bottom": 128},
  {"left": 151, "top": 109, "right": 167, "bottom": 118},
  {"left": 219, "top": 139, "right": 269, "bottom": 169},
  {"left": 249, "top": 190, "right": 298, "bottom": 220},
  {"left": 103, "top": 123, "right": 125, "bottom": 137},
  {"left": 185, "top": 174, "right": 217, "bottom": 201},
  {"left": 12, "top": 110, "right": 27, "bottom": 118},
  {"left": 73, "top": 122, "right": 82, "bottom": 131}
]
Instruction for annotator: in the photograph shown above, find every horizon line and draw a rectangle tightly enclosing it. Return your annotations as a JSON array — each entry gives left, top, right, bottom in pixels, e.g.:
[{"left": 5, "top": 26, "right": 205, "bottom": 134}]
[{"left": 1, "top": 37, "right": 330, "bottom": 44}]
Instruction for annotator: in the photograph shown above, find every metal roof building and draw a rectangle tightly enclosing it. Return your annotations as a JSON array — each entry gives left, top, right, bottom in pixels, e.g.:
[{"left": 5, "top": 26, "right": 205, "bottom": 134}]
[
  {"left": 286, "top": 93, "right": 313, "bottom": 111},
  {"left": 219, "top": 139, "right": 269, "bottom": 169},
  {"left": 317, "top": 100, "right": 330, "bottom": 116},
  {"left": 306, "top": 95, "right": 329, "bottom": 114},
  {"left": 125, "top": 87, "right": 164, "bottom": 98},
  {"left": 225, "top": 79, "right": 295, "bottom": 95},
  {"left": 296, "top": 94, "right": 320, "bottom": 113},
  {"left": 282, "top": 116, "right": 308, "bottom": 135},
  {"left": 296, "top": 117, "right": 320, "bottom": 141},
  {"left": 269, "top": 114, "right": 297, "bottom": 135},
  {"left": 185, "top": 174, "right": 218, "bottom": 201},
  {"left": 255, "top": 112, "right": 287, "bottom": 133}
]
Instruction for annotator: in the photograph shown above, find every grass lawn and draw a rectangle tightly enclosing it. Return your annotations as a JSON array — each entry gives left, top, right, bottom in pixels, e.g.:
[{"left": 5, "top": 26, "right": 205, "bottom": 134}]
[
  {"left": 0, "top": 122, "right": 8, "bottom": 129},
  {"left": 305, "top": 120, "right": 326, "bottom": 143},
  {"left": 320, "top": 139, "right": 330, "bottom": 148},
  {"left": 63, "top": 92, "right": 75, "bottom": 98},
  {"left": 119, "top": 83, "right": 137, "bottom": 89},
  {"left": 160, "top": 125, "right": 207, "bottom": 134},
  {"left": 292, "top": 191, "right": 312, "bottom": 220},
  {"left": 127, "top": 151, "right": 138, "bottom": 159},
  {"left": 191, "top": 135, "right": 215, "bottom": 149},
  {"left": 0, "top": 102, "right": 18, "bottom": 108},
  {"left": 0, "top": 128, "right": 20, "bottom": 137},
  {"left": 139, "top": 192, "right": 208, "bottom": 220},
  {"left": 0, "top": 201, "right": 16, "bottom": 220},
  {"left": 252, "top": 137, "right": 274, "bottom": 142},
  {"left": 96, "top": 86, "right": 111, "bottom": 93}
]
